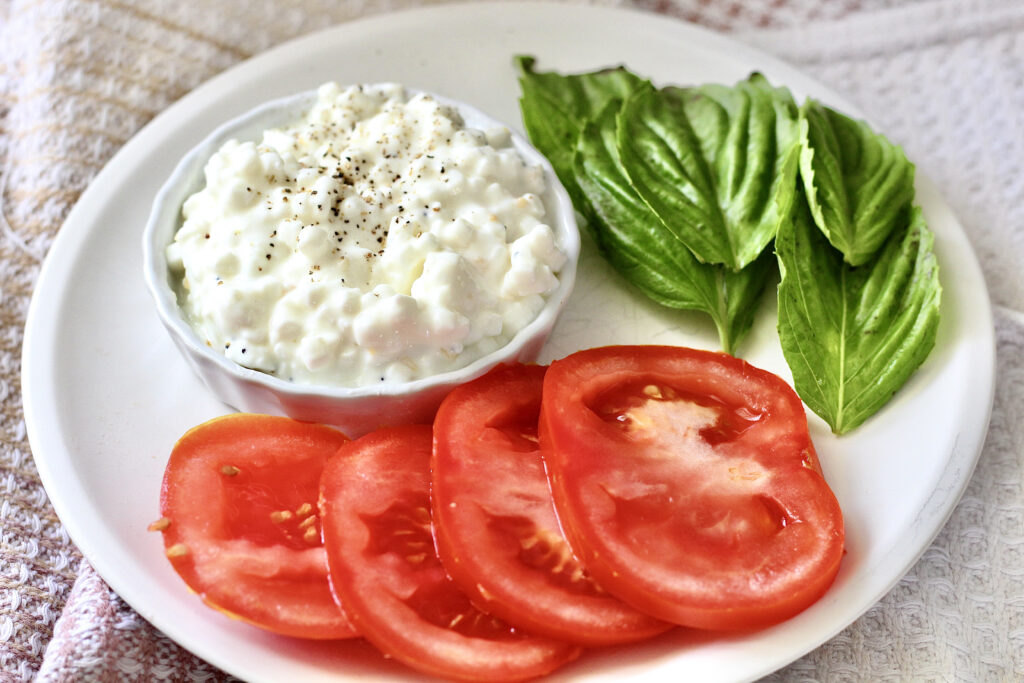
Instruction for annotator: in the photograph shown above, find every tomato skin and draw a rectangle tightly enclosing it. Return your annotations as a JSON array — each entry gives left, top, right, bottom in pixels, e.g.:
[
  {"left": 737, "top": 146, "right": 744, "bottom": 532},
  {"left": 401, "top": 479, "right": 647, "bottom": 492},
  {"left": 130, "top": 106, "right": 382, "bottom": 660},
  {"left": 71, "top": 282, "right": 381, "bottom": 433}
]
[
  {"left": 432, "top": 363, "right": 671, "bottom": 646},
  {"left": 158, "top": 413, "right": 358, "bottom": 639},
  {"left": 319, "top": 424, "right": 580, "bottom": 682},
  {"left": 539, "top": 346, "right": 845, "bottom": 631}
]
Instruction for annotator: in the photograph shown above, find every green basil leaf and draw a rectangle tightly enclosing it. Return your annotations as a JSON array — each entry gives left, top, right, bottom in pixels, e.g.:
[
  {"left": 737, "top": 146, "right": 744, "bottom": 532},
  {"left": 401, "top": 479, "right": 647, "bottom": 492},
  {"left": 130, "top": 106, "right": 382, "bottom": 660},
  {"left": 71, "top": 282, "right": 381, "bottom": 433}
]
[
  {"left": 799, "top": 99, "right": 916, "bottom": 266},
  {"left": 776, "top": 195, "right": 941, "bottom": 434},
  {"left": 514, "top": 55, "right": 644, "bottom": 208},
  {"left": 617, "top": 74, "right": 800, "bottom": 271},
  {"left": 575, "top": 102, "right": 773, "bottom": 354}
]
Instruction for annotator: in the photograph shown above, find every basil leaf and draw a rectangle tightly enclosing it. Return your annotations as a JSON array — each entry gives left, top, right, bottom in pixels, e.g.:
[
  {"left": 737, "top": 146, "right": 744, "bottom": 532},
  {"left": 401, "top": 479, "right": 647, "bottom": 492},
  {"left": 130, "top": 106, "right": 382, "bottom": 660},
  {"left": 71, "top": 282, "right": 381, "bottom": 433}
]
[
  {"left": 575, "top": 102, "right": 773, "bottom": 354},
  {"left": 514, "top": 55, "right": 644, "bottom": 208},
  {"left": 776, "top": 195, "right": 941, "bottom": 434},
  {"left": 799, "top": 99, "right": 916, "bottom": 266},
  {"left": 617, "top": 75, "right": 800, "bottom": 271}
]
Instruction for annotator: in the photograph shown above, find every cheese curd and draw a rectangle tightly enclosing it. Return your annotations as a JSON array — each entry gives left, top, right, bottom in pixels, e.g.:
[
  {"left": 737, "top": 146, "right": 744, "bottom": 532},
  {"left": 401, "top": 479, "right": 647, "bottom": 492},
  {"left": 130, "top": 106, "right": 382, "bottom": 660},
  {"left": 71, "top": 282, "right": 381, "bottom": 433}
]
[{"left": 166, "top": 83, "right": 567, "bottom": 387}]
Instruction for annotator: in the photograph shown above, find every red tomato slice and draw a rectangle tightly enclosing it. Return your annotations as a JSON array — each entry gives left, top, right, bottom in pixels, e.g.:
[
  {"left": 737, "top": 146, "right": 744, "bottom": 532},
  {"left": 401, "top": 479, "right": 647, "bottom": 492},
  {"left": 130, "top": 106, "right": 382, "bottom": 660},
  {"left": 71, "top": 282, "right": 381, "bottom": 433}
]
[
  {"left": 539, "top": 346, "right": 845, "bottom": 631},
  {"left": 432, "top": 363, "right": 671, "bottom": 645},
  {"left": 157, "top": 413, "right": 358, "bottom": 639},
  {"left": 319, "top": 424, "right": 580, "bottom": 681}
]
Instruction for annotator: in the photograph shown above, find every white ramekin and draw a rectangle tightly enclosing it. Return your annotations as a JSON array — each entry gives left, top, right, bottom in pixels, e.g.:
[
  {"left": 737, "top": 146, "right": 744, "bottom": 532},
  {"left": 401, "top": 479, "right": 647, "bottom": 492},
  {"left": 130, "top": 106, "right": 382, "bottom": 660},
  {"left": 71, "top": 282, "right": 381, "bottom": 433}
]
[{"left": 142, "top": 85, "right": 579, "bottom": 437}]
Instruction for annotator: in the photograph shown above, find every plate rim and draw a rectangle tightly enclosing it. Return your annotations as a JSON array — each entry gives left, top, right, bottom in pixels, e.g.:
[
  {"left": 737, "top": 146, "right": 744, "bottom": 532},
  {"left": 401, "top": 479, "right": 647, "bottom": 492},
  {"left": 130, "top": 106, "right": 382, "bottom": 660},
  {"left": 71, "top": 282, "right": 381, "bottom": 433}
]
[{"left": 21, "top": 2, "right": 996, "bottom": 681}]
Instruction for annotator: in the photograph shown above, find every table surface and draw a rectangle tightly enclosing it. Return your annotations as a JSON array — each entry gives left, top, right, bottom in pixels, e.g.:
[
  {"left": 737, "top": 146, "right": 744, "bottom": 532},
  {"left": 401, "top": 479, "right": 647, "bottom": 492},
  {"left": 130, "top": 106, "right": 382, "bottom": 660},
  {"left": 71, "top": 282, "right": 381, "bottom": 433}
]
[{"left": 1, "top": 0, "right": 1022, "bottom": 680}]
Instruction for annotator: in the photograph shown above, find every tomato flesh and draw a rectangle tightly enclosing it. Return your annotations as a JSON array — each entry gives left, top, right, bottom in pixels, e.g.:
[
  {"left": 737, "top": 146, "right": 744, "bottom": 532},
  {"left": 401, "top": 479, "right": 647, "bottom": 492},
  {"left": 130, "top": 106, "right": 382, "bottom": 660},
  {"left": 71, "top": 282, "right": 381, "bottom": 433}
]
[
  {"left": 432, "top": 363, "right": 671, "bottom": 645},
  {"left": 319, "top": 424, "right": 580, "bottom": 681},
  {"left": 540, "top": 346, "right": 845, "bottom": 631},
  {"left": 158, "top": 413, "right": 358, "bottom": 639}
]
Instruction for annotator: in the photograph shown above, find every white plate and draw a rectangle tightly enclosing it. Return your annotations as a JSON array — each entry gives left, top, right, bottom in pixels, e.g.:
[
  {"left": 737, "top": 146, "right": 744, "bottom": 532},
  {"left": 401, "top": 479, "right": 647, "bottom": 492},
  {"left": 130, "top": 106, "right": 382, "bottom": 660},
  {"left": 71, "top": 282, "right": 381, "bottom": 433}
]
[{"left": 22, "top": 3, "right": 994, "bottom": 681}]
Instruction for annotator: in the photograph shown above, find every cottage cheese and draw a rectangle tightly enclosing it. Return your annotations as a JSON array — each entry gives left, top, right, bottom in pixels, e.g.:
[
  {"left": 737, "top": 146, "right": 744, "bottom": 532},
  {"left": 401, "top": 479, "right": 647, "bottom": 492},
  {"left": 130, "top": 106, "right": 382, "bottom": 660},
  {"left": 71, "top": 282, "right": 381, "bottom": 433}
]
[{"left": 166, "top": 83, "right": 567, "bottom": 387}]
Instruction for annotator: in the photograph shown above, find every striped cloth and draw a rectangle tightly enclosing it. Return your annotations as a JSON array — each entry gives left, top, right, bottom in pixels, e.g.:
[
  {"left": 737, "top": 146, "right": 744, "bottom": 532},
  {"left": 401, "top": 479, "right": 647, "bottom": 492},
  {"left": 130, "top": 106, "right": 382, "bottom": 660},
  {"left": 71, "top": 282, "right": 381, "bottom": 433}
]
[{"left": 2, "top": 0, "right": 1021, "bottom": 680}]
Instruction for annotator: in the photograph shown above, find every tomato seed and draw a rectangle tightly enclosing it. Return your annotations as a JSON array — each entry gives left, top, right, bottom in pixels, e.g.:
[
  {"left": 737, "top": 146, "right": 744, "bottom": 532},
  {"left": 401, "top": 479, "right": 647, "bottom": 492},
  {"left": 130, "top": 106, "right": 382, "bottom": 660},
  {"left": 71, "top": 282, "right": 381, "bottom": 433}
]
[
  {"left": 295, "top": 503, "right": 313, "bottom": 517},
  {"left": 166, "top": 543, "right": 189, "bottom": 558},
  {"left": 298, "top": 515, "right": 318, "bottom": 530},
  {"left": 302, "top": 526, "right": 319, "bottom": 544},
  {"left": 270, "top": 510, "right": 293, "bottom": 523},
  {"left": 220, "top": 465, "right": 240, "bottom": 476},
  {"left": 147, "top": 517, "right": 170, "bottom": 532}
]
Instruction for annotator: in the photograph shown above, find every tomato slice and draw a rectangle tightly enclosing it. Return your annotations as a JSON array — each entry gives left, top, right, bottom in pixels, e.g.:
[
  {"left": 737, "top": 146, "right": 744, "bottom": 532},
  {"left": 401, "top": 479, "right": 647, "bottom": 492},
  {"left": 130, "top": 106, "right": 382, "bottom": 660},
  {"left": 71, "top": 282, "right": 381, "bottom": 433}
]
[
  {"left": 539, "top": 346, "right": 845, "bottom": 631},
  {"left": 319, "top": 424, "right": 580, "bottom": 681},
  {"left": 157, "top": 413, "right": 358, "bottom": 639},
  {"left": 432, "top": 363, "right": 671, "bottom": 645}
]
